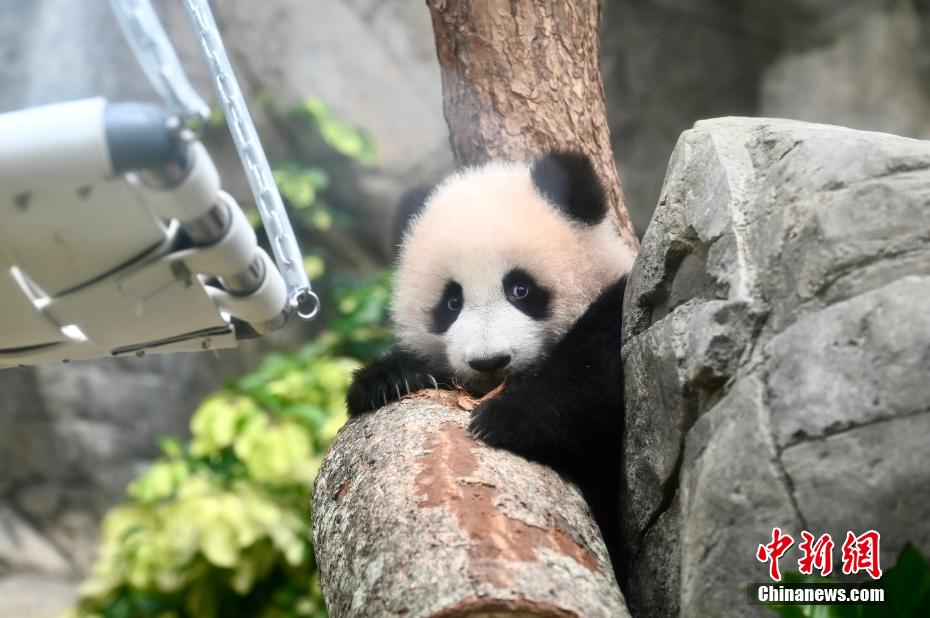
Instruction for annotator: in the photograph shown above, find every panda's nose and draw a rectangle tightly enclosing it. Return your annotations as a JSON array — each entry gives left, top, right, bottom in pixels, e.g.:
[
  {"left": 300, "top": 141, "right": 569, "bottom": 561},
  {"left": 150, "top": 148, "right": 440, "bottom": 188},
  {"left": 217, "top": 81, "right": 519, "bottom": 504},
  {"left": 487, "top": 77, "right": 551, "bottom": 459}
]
[{"left": 468, "top": 354, "right": 511, "bottom": 373}]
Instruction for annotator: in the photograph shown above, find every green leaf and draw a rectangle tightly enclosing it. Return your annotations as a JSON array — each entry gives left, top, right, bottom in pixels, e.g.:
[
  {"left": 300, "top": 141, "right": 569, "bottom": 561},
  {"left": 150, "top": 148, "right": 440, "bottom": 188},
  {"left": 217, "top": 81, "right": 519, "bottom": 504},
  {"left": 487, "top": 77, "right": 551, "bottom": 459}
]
[
  {"left": 201, "top": 520, "right": 238, "bottom": 568},
  {"left": 303, "top": 255, "right": 325, "bottom": 280},
  {"left": 879, "top": 544, "right": 930, "bottom": 617}
]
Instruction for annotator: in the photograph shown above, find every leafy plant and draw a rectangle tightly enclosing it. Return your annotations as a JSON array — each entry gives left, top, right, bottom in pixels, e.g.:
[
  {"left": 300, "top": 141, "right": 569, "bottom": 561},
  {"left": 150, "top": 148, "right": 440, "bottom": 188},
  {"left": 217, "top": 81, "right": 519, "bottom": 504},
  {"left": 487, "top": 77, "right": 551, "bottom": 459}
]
[
  {"left": 68, "top": 271, "right": 392, "bottom": 618},
  {"left": 764, "top": 545, "right": 930, "bottom": 618},
  {"left": 288, "top": 97, "right": 377, "bottom": 166},
  {"left": 272, "top": 162, "right": 333, "bottom": 232}
]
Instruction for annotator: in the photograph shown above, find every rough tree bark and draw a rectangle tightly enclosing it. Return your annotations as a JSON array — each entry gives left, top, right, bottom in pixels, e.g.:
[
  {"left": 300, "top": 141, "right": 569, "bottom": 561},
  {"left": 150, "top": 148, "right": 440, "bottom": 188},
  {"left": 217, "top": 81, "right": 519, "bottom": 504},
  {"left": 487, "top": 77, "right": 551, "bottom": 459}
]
[
  {"left": 313, "top": 392, "right": 628, "bottom": 617},
  {"left": 313, "top": 2, "right": 635, "bottom": 615},
  {"left": 426, "top": 0, "right": 640, "bottom": 254}
]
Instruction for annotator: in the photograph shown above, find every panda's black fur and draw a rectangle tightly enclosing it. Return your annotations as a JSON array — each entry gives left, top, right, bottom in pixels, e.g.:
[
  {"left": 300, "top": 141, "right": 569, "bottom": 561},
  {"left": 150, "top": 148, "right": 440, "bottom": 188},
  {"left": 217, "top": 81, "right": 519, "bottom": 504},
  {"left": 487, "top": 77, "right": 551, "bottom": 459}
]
[{"left": 347, "top": 151, "right": 629, "bottom": 581}]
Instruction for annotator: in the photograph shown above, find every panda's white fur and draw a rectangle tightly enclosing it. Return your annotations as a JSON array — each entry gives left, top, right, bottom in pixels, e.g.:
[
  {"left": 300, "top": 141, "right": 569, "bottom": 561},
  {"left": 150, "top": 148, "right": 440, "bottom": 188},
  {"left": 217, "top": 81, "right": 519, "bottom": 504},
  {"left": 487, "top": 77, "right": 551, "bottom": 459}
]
[{"left": 392, "top": 161, "right": 634, "bottom": 382}]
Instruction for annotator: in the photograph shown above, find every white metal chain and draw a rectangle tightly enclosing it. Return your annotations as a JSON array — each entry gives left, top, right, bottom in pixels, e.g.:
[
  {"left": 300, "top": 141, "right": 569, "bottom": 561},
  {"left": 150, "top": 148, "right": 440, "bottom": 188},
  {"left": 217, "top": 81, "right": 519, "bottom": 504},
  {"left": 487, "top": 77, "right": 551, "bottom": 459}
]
[
  {"left": 111, "top": 0, "right": 319, "bottom": 321},
  {"left": 108, "top": 0, "right": 209, "bottom": 122}
]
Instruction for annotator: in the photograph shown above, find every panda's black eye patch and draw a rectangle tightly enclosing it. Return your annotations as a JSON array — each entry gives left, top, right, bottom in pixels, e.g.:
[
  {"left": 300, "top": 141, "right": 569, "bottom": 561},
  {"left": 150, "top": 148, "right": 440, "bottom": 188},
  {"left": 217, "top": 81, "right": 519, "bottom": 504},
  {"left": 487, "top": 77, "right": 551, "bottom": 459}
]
[
  {"left": 503, "top": 269, "right": 551, "bottom": 320},
  {"left": 429, "top": 280, "right": 463, "bottom": 333}
]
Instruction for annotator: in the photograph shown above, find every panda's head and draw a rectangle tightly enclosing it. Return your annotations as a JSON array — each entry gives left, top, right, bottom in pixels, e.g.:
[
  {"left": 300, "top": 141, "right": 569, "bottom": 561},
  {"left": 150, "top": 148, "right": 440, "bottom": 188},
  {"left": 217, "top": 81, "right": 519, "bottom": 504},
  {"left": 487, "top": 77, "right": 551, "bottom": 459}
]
[{"left": 392, "top": 151, "right": 635, "bottom": 390}]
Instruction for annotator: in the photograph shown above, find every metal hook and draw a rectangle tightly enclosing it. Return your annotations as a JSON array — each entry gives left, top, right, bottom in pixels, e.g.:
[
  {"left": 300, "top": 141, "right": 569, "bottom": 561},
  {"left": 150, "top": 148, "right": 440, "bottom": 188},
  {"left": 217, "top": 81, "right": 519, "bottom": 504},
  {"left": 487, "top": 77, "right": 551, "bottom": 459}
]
[{"left": 291, "top": 288, "right": 321, "bottom": 321}]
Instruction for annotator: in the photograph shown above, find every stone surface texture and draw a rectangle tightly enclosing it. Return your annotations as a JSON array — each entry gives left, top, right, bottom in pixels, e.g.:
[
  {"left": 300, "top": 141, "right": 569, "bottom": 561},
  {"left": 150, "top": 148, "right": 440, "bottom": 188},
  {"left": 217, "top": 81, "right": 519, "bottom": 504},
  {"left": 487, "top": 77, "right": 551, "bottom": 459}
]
[
  {"left": 0, "top": 573, "right": 75, "bottom": 618},
  {"left": 603, "top": 0, "right": 930, "bottom": 233},
  {"left": 621, "top": 117, "right": 930, "bottom": 617}
]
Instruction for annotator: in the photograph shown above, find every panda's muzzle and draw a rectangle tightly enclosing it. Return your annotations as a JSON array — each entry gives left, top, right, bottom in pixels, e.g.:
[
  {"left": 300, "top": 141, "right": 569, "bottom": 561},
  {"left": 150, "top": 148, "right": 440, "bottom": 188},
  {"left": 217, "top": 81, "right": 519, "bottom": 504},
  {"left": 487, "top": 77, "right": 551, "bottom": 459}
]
[{"left": 468, "top": 354, "right": 511, "bottom": 374}]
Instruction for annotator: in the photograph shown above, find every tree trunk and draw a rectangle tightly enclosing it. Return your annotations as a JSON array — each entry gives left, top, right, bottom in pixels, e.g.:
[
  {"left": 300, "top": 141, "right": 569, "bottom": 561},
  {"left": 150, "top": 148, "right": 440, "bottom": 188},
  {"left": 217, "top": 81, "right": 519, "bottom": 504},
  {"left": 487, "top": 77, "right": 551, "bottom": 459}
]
[
  {"left": 312, "top": 392, "right": 628, "bottom": 617},
  {"left": 313, "top": 2, "right": 635, "bottom": 615},
  {"left": 426, "top": 0, "right": 639, "bottom": 254}
]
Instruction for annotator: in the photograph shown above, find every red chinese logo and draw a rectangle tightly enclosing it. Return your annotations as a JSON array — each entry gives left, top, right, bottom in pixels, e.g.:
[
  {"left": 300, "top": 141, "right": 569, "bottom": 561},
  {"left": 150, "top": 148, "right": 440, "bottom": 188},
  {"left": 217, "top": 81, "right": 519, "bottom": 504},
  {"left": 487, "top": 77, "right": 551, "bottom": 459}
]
[
  {"left": 757, "top": 528, "right": 882, "bottom": 581},
  {"left": 756, "top": 527, "right": 794, "bottom": 581},
  {"left": 841, "top": 530, "right": 882, "bottom": 579},
  {"left": 798, "top": 531, "right": 834, "bottom": 577}
]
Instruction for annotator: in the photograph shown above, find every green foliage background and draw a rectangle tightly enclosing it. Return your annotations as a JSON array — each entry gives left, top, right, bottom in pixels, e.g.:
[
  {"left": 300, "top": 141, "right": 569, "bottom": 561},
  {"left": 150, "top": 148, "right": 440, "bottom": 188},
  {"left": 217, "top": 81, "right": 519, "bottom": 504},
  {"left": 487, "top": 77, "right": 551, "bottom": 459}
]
[{"left": 68, "top": 101, "right": 389, "bottom": 618}]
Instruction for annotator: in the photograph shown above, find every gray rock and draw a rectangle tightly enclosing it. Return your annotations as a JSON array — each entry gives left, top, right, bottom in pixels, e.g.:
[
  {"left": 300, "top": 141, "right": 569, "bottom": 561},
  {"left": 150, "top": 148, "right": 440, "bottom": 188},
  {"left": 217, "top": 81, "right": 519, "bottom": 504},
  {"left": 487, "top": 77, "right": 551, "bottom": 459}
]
[
  {"left": 631, "top": 495, "right": 681, "bottom": 618},
  {"left": 0, "top": 507, "right": 71, "bottom": 576},
  {"left": 622, "top": 118, "right": 930, "bottom": 616},
  {"left": 602, "top": 0, "right": 930, "bottom": 235},
  {"left": 679, "top": 377, "right": 802, "bottom": 618},
  {"left": 0, "top": 350, "right": 260, "bottom": 574},
  {"left": 621, "top": 300, "right": 695, "bottom": 548},
  {"left": 766, "top": 276, "right": 930, "bottom": 448},
  {"left": 760, "top": 4, "right": 930, "bottom": 141},
  {"left": 0, "top": 573, "right": 76, "bottom": 618},
  {"left": 784, "top": 411, "right": 930, "bottom": 574}
]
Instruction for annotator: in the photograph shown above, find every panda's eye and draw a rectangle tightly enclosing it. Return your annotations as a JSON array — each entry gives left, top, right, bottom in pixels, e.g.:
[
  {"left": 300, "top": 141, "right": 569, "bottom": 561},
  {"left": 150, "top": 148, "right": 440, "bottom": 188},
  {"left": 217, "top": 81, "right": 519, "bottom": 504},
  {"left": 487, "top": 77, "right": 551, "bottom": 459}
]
[
  {"left": 503, "top": 269, "right": 551, "bottom": 320},
  {"left": 510, "top": 283, "right": 531, "bottom": 299},
  {"left": 430, "top": 281, "right": 463, "bottom": 334}
]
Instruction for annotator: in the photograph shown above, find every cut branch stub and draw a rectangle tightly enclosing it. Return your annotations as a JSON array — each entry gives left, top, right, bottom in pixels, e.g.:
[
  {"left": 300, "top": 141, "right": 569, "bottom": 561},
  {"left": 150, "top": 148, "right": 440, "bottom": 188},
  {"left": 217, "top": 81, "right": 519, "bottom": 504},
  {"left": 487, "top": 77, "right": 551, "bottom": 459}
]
[{"left": 312, "top": 391, "right": 629, "bottom": 617}]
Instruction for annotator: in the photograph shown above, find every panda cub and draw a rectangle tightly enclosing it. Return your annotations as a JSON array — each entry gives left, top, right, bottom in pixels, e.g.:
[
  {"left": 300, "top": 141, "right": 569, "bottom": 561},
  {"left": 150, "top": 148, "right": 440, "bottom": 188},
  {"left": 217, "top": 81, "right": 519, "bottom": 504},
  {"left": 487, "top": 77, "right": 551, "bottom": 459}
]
[{"left": 347, "top": 151, "right": 634, "bottom": 571}]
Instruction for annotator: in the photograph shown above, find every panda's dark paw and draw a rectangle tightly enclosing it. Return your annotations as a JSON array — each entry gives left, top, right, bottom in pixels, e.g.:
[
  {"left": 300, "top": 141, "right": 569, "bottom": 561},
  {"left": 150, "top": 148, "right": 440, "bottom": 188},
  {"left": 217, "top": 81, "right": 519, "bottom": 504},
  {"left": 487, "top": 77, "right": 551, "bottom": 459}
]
[
  {"left": 468, "top": 395, "right": 525, "bottom": 453},
  {"left": 346, "top": 352, "right": 440, "bottom": 416}
]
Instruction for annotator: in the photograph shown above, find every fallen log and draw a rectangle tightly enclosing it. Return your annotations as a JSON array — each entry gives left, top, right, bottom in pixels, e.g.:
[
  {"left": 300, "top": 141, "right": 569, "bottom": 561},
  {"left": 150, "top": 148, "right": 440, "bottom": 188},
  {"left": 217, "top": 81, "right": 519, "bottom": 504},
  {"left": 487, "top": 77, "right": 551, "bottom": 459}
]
[{"left": 312, "top": 390, "right": 629, "bottom": 617}]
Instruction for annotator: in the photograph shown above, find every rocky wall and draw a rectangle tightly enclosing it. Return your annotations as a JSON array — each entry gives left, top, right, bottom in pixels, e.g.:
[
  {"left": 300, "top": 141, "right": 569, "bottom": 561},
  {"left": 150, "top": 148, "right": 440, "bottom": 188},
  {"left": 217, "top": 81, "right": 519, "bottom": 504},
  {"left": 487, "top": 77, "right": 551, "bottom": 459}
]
[{"left": 621, "top": 117, "right": 930, "bottom": 616}]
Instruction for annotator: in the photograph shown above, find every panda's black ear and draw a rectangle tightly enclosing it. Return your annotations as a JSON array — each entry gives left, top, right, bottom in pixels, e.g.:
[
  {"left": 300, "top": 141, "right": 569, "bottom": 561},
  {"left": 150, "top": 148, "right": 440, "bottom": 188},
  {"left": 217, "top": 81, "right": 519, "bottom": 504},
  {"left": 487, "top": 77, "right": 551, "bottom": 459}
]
[
  {"left": 392, "top": 184, "right": 434, "bottom": 255},
  {"left": 530, "top": 151, "right": 607, "bottom": 226}
]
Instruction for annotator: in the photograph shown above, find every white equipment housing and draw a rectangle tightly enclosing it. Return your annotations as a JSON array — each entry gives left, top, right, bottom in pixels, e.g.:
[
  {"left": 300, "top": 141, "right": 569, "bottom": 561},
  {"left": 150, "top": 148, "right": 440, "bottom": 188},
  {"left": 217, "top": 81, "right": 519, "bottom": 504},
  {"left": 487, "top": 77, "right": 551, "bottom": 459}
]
[{"left": 0, "top": 97, "right": 290, "bottom": 368}]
